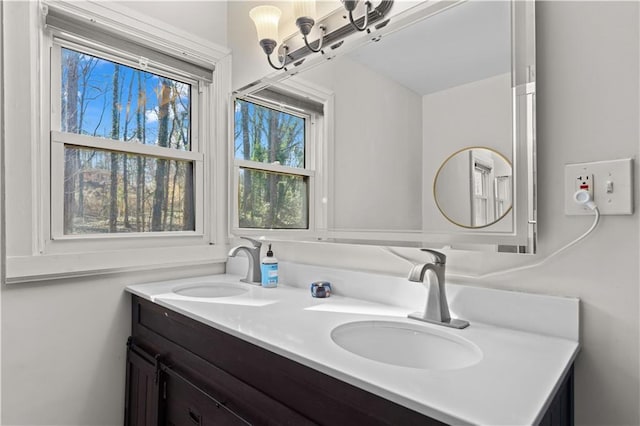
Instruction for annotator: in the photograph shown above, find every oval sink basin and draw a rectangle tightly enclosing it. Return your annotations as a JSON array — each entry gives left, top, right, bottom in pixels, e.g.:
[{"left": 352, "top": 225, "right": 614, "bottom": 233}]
[
  {"left": 331, "top": 320, "right": 482, "bottom": 370},
  {"left": 173, "top": 283, "right": 248, "bottom": 298}
]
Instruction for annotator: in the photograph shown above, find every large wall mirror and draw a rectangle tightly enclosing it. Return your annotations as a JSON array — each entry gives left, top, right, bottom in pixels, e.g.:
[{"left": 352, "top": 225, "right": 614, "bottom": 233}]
[{"left": 234, "top": 0, "right": 537, "bottom": 253}]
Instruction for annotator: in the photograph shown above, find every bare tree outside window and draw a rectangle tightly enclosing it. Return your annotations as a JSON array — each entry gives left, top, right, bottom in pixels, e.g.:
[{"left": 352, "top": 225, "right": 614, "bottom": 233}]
[
  {"left": 60, "top": 48, "right": 194, "bottom": 234},
  {"left": 234, "top": 99, "right": 308, "bottom": 229}
]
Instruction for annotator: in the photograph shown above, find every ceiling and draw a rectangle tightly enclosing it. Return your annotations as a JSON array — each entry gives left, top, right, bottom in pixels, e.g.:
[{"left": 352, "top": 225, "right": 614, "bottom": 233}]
[{"left": 347, "top": 0, "right": 512, "bottom": 95}]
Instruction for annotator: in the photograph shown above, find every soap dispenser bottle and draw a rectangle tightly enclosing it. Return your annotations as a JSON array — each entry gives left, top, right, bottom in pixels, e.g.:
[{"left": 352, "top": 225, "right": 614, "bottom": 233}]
[{"left": 261, "top": 244, "right": 278, "bottom": 288}]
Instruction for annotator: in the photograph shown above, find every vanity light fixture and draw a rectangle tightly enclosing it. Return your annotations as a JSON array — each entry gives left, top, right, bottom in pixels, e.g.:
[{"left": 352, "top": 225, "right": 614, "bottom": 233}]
[
  {"left": 293, "top": 0, "right": 326, "bottom": 53},
  {"left": 342, "top": 0, "right": 373, "bottom": 32},
  {"left": 250, "top": 0, "right": 394, "bottom": 71},
  {"left": 249, "top": 5, "right": 289, "bottom": 70}
]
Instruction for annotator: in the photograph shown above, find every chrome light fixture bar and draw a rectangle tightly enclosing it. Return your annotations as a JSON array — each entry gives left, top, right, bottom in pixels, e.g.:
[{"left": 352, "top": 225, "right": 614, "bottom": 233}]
[
  {"left": 342, "top": 0, "right": 373, "bottom": 31},
  {"left": 293, "top": 0, "right": 326, "bottom": 53},
  {"left": 250, "top": 0, "right": 393, "bottom": 71}
]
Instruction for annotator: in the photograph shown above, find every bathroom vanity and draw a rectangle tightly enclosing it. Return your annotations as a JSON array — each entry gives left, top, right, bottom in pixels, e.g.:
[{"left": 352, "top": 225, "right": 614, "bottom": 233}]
[
  {"left": 125, "top": 1, "right": 555, "bottom": 422},
  {"left": 126, "top": 296, "right": 443, "bottom": 425},
  {"left": 124, "top": 264, "right": 578, "bottom": 425}
]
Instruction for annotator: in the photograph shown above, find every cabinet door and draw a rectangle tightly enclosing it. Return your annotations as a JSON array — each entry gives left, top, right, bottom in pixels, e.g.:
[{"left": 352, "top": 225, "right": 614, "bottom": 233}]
[
  {"left": 124, "top": 344, "right": 161, "bottom": 426},
  {"left": 538, "top": 366, "right": 574, "bottom": 426},
  {"left": 163, "top": 367, "right": 250, "bottom": 426}
]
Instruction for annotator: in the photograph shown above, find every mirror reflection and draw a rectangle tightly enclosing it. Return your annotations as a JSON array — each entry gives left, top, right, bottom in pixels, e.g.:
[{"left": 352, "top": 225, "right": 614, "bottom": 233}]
[
  {"left": 236, "top": 0, "right": 536, "bottom": 251},
  {"left": 292, "top": 0, "right": 513, "bottom": 235},
  {"left": 434, "top": 147, "right": 512, "bottom": 229}
]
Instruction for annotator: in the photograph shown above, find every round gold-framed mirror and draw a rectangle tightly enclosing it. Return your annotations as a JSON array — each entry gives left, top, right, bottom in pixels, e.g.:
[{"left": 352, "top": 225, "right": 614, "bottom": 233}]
[{"left": 433, "top": 147, "right": 513, "bottom": 229}]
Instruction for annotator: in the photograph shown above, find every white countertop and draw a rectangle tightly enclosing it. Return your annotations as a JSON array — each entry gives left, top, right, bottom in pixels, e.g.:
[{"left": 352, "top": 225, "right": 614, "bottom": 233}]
[{"left": 127, "top": 267, "right": 579, "bottom": 426}]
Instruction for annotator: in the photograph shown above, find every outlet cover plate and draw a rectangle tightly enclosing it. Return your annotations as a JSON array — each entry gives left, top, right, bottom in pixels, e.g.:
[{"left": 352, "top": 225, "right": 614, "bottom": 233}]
[{"left": 565, "top": 159, "right": 634, "bottom": 215}]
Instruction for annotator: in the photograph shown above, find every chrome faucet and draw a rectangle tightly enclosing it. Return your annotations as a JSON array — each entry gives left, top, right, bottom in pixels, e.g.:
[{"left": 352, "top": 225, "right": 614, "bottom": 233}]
[
  {"left": 408, "top": 249, "right": 469, "bottom": 329},
  {"left": 228, "top": 237, "right": 262, "bottom": 284}
]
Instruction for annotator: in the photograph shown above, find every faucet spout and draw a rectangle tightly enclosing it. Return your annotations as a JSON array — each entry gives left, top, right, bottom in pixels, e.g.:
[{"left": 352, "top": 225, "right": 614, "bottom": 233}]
[
  {"left": 408, "top": 263, "right": 427, "bottom": 282},
  {"left": 228, "top": 237, "right": 262, "bottom": 284},
  {"left": 407, "top": 249, "right": 469, "bottom": 329}
]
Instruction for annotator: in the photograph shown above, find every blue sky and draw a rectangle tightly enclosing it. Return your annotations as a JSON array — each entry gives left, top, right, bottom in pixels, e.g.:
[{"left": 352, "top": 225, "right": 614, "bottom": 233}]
[{"left": 61, "top": 47, "right": 191, "bottom": 151}]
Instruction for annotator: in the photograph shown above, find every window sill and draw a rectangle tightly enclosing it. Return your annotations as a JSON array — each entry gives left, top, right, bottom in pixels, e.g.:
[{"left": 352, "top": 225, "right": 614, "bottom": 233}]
[{"left": 5, "top": 244, "right": 229, "bottom": 284}]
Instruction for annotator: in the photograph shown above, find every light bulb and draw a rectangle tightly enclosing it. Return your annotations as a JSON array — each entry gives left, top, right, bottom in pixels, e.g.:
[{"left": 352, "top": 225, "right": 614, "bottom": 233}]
[
  {"left": 249, "top": 5, "right": 281, "bottom": 44},
  {"left": 293, "top": 0, "right": 316, "bottom": 21}
]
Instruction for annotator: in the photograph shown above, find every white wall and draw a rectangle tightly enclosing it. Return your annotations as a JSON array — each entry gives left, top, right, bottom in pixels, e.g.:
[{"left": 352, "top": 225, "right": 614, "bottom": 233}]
[
  {"left": 122, "top": 1, "right": 228, "bottom": 47},
  {"left": 1, "top": 1, "right": 228, "bottom": 424},
  {"left": 296, "top": 56, "right": 423, "bottom": 231},
  {"left": 1, "top": 1, "right": 638, "bottom": 425},
  {"left": 234, "top": 2, "right": 640, "bottom": 425},
  {"left": 422, "top": 73, "right": 513, "bottom": 233},
  {"left": 433, "top": 149, "right": 472, "bottom": 225},
  {"left": 1, "top": 263, "right": 224, "bottom": 425}
]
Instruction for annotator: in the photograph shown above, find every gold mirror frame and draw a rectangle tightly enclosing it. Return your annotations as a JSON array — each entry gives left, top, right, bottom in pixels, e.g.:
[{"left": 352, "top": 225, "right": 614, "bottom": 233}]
[{"left": 433, "top": 146, "right": 513, "bottom": 229}]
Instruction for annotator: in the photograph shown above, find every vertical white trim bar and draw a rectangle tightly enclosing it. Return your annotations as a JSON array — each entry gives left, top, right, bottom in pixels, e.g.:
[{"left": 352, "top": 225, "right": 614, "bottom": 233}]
[
  {"left": 212, "top": 54, "right": 232, "bottom": 246},
  {"left": 1, "top": 0, "right": 6, "bottom": 287}
]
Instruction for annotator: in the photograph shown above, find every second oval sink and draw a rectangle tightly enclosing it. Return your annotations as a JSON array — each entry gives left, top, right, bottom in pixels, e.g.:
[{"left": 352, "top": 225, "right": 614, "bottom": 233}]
[
  {"left": 331, "top": 320, "right": 482, "bottom": 370},
  {"left": 173, "top": 283, "right": 248, "bottom": 298}
]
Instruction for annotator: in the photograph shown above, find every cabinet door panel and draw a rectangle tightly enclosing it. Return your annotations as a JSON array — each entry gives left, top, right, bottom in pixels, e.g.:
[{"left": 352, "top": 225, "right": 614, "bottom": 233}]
[
  {"left": 125, "top": 345, "right": 161, "bottom": 426},
  {"left": 164, "top": 368, "right": 250, "bottom": 426}
]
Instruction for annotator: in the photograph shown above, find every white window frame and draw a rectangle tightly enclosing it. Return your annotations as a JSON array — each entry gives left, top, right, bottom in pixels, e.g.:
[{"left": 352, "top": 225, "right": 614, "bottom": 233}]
[
  {"left": 230, "top": 80, "right": 332, "bottom": 240},
  {"left": 3, "top": 0, "right": 231, "bottom": 283},
  {"left": 471, "top": 155, "right": 495, "bottom": 227}
]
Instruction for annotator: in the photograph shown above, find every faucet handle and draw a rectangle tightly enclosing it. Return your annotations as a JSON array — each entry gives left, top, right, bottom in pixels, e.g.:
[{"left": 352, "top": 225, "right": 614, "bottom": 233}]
[
  {"left": 241, "top": 236, "right": 262, "bottom": 249},
  {"left": 420, "top": 249, "right": 446, "bottom": 264}
]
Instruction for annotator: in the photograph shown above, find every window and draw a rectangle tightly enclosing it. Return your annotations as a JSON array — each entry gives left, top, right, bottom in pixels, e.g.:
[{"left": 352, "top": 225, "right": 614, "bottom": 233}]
[
  {"left": 2, "top": 1, "right": 231, "bottom": 282},
  {"left": 494, "top": 175, "right": 512, "bottom": 218},
  {"left": 471, "top": 157, "right": 494, "bottom": 226},
  {"left": 43, "top": 2, "right": 217, "bottom": 244},
  {"left": 232, "top": 90, "right": 324, "bottom": 233},
  {"left": 52, "top": 45, "right": 200, "bottom": 236}
]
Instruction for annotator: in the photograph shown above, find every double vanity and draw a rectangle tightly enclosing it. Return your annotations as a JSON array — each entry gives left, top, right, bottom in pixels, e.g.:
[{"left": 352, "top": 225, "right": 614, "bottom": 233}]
[
  {"left": 123, "top": 0, "right": 552, "bottom": 422},
  {"left": 124, "top": 260, "right": 579, "bottom": 425}
]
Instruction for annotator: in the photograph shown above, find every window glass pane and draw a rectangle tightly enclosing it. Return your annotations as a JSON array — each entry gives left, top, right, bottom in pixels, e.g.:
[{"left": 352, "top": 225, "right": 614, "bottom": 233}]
[
  {"left": 60, "top": 47, "right": 191, "bottom": 151},
  {"left": 63, "top": 146, "right": 195, "bottom": 234},
  {"left": 234, "top": 99, "right": 305, "bottom": 168},
  {"left": 238, "top": 168, "right": 308, "bottom": 229}
]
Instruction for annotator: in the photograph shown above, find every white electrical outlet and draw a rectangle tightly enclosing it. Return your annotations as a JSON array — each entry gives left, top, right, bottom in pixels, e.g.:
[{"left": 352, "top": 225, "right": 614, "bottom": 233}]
[
  {"left": 565, "top": 159, "right": 634, "bottom": 215},
  {"left": 575, "top": 173, "right": 593, "bottom": 197}
]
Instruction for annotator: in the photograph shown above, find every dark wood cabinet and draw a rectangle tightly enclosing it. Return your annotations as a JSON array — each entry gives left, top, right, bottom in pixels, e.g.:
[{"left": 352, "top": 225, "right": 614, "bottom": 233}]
[
  {"left": 124, "top": 340, "right": 161, "bottom": 426},
  {"left": 539, "top": 366, "right": 575, "bottom": 426},
  {"left": 125, "top": 294, "right": 574, "bottom": 426},
  {"left": 163, "top": 367, "right": 249, "bottom": 426}
]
